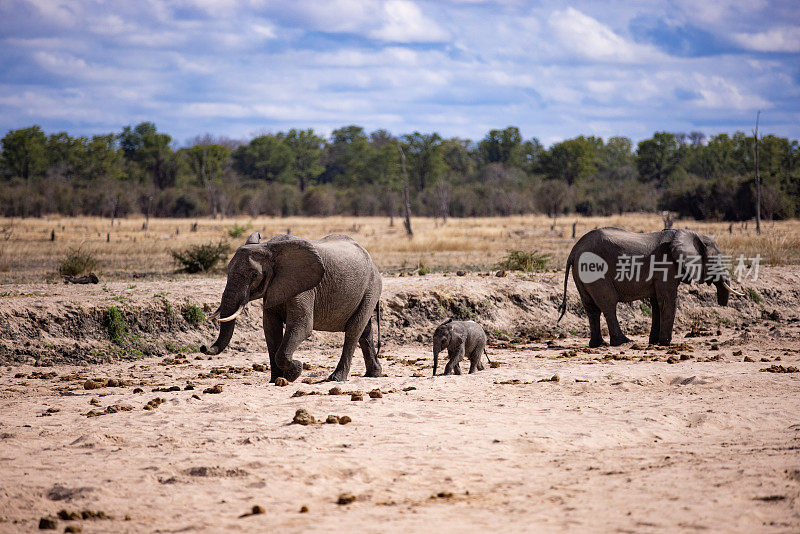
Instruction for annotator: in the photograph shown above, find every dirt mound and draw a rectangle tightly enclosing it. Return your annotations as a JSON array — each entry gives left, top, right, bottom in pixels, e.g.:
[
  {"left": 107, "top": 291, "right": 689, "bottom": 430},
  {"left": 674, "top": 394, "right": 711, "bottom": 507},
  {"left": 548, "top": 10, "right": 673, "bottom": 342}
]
[{"left": 1, "top": 267, "right": 798, "bottom": 365}]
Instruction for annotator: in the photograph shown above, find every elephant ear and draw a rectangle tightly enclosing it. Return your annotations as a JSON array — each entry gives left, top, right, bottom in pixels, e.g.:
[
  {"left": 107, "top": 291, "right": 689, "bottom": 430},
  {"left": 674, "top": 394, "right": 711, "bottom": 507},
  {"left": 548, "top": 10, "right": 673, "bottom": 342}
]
[
  {"left": 263, "top": 237, "right": 325, "bottom": 308},
  {"left": 669, "top": 230, "right": 704, "bottom": 283}
]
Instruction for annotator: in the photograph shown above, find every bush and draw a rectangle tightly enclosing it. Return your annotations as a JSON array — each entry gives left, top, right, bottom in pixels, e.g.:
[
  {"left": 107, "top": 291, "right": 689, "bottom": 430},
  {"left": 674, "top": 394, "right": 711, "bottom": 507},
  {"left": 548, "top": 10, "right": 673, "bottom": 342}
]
[
  {"left": 104, "top": 306, "right": 128, "bottom": 345},
  {"left": 172, "top": 241, "right": 231, "bottom": 273},
  {"left": 182, "top": 304, "right": 206, "bottom": 325},
  {"left": 497, "top": 249, "right": 551, "bottom": 272},
  {"left": 58, "top": 247, "right": 98, "bottom": 276},
  {"left": 228, "top": 223, "right": 249, "bottom": 238}
]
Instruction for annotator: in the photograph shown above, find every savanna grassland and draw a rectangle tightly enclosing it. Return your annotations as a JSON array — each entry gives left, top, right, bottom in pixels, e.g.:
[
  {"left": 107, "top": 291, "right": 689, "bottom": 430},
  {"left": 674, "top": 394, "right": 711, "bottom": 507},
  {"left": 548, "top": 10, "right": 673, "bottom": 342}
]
[
  {"left": 1, "top": 213, "right": 799, "bottom": 283},
  {"left": 0, "top": 215, "right": 799, "bottom": 533}
]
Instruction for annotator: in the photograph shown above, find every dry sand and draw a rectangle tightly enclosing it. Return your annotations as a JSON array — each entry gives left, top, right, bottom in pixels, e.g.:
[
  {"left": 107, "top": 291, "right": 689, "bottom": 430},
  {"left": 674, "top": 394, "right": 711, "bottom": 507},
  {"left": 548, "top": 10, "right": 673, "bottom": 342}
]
[{"left": 1, "top": 271, "right": 799, "bottom": 532}]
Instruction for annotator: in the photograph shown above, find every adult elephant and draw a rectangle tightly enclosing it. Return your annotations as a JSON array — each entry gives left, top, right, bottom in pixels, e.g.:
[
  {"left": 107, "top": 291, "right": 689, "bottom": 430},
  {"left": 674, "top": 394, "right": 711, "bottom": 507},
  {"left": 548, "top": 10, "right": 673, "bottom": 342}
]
[
  {"left": 202, "top": 232, "right": 382, "bottom": 382},
  {"left": 557, "top": 227, "right": 743, "bottom": 347}
]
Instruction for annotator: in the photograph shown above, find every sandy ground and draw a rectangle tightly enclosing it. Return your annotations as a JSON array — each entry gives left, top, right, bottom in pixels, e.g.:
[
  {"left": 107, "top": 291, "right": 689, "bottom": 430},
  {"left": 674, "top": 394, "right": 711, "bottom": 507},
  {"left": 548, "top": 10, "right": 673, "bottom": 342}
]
[{"left": 1, "top": 272, "right": 800, "bottom": 532}]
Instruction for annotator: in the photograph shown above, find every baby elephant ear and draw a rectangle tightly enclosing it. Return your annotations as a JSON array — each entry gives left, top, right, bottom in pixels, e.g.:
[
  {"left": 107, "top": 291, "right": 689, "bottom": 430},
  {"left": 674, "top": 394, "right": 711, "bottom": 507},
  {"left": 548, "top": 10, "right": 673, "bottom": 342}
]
[{"left": 245, "top": 231, "right": 261, "bottom": 245}]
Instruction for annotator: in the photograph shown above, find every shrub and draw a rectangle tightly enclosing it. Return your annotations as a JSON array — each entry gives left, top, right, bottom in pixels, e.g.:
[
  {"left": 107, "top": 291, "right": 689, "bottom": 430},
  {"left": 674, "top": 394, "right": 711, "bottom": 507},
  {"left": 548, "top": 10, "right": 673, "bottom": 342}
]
[
  {"left": 183, "top": 304, "right": 206, "bottom": 325},
  {"left": 58, "top": 246, "right": 98, "bottom": 276},
  {"left": 497, "top": 249, "right": 551, "bottom": 272},
  {"left": 417, "top": 260, "right": 431, "bottom": 276},
  {"left": 228, "top": 223, "right": 248, "bottom": 238},
  {"left": 746, "top": 288, "right": 763, "bottom": 304},
  {"left": 172, "top": 241, "right": 231, "bottom": 273},
  {"left": 105, "top": 306, "right": 128, "bottom": 345},
  {"left": 640, "top": 302, "right": 652, "bottom": 317}
]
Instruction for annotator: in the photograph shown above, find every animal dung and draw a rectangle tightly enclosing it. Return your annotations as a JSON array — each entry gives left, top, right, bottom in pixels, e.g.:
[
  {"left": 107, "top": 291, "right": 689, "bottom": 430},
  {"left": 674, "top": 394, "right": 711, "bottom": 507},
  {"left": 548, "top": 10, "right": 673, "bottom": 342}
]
[
  {"left": 328, "top": 387, "right": 342, "bottom": 395},
  {"left": 38, "top": 516, "right": 58, "bottom": 529},
  {"left": 203, "top": 384, "right": 223, "bottom": 394},
  {"left": 368, "top": 389, "right": 383, "bottom": 399},
  {"left": 144, "top": 397, "right": 166, "bottom": 410},
  {"left": 326, "top": 415, "right": 340, "bottom": 424},
  {"left": 274, "top": 377, "right": 289, "bottom": 387},
  {"left": 292, "top": 409, "right": 316, "bottom": 425},
  {"left": 299, "top": 505, "right": 309, "bottom": 513},
  {"left": 350, "top": 393, "right": 363, "bottom": 401},
  {"left": 251, "top": 363, "right": 267, "bottom": 372},
  {"left": 337, "top": 493, "right": 356, "bottom": 505}
]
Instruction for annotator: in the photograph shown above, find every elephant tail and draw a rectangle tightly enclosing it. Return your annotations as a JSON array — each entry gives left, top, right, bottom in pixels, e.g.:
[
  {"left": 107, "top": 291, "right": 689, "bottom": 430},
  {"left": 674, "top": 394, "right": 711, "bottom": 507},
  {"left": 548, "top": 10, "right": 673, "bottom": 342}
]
[
  {"left": 375, "top": 301, "right": 382, "bottom": 358},
  {"left": 557, "top": 257, "right": 571, "bottom": 324},
  {"left": 484, "top": 346, "right": 492, "bottom": 364}
]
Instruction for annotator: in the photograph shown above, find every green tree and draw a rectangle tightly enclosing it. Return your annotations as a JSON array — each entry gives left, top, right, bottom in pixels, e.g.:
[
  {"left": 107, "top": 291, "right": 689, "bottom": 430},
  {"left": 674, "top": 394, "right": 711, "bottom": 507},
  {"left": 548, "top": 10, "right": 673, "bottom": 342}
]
[
  {"left": 541, "top": 136, "right": 603, "bottom": 185},
  {"left": 636, "top": 132, "right": 683, "bottom": 185},
  {"left": 282, "top": 128, "right": 324, "bottom": 191},
  {"left": 401, "top": 132, "right": 445, "bottom": 190},
  {"left": 322, "top": 125, "right": 371, "bottom": 187},
  {"left": 1, "top": 126, "right": 48, "bottom": 180},
  {"left": 184, "top": 142, "right": 231, "bottom": 217},
  {"left": 118, "top": 122, "right": 176, "bottom": 188},
  {"left": 479, "top": 126, "right": 523, "bottom": 166},
  {"left": 232, "top": 134, "right": 292, "bottom": 183}
]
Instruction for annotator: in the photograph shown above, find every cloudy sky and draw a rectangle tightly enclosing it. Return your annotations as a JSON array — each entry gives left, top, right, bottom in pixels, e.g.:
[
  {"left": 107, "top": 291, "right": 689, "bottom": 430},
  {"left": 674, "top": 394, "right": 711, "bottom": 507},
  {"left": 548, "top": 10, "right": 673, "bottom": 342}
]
[{"left": 1, "top": 0, "right": 798, "bottom": 146}]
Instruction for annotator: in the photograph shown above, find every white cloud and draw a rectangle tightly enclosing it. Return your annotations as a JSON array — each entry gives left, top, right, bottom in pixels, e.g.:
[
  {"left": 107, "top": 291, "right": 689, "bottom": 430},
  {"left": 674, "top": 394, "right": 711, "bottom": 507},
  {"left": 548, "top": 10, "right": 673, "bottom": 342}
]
[
  {"left": 732, "top": 27, "right": 800, "bottom": 53},
  {"left": 369, "top": 0, "right": 449, "bottom": 42},
  {"left": 547, "top": 7, "right": 656, "bottom": 63}
]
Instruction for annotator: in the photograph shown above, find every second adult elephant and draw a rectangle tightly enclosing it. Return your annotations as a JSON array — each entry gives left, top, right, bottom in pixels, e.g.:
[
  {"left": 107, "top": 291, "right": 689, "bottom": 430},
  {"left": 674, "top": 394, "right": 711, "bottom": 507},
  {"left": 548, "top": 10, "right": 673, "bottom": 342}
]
[
  {"left": 558, "top": 227, "right": 743, "bottom": 347},
  {"left": 201, "top": 233, "right": 382, "bottom": 382}
]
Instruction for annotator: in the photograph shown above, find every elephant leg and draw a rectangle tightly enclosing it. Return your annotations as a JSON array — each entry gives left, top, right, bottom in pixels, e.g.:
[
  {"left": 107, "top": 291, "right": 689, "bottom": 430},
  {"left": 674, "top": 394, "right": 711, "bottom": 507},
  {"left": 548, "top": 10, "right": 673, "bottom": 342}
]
[
  {"left": 274, "top": 307, "right": 312, "bottom": 382},
  {"left": 601, "top": 303, "right": 630, "bottom": 346},
  {"left": 328, "top": 298, "right": 375, "bottom": 382},
  {"left": 263, "top": 311, "right": 284, "bottom": 383},
  {"left": 580, "top": 291, "right": 605, "bottom": 348},
  {"left": 358, "top": 318, "right": 382, "bottom": 378},
  {"left": 474, "top": 346, "right": 486, "bottom": 372},
  {"left": 655, "top": 282, "right": 678, "bottom": 345},
  {"left": 444, "top": 344, "right": 465, "bottom": 375},
  {"left": 648, "top": 297, "right": 660, "bottom": 346},
  {"left": 468, "top": 347, "right": 480, "bottom": 374}
]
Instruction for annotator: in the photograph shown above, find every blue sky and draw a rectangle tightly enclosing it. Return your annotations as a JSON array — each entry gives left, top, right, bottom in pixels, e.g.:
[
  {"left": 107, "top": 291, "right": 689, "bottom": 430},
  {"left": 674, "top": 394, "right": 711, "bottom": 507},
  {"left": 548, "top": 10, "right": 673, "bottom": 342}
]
[{"left": 1, "top": 0, "right": 798, "bottom": 146}]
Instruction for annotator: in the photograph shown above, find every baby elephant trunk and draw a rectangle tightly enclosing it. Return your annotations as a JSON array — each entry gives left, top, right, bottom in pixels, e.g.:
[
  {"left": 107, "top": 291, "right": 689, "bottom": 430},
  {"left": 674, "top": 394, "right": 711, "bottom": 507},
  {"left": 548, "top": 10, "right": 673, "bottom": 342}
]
[{"left": 432, "top": 339, "right": 442, "bottom": 376}]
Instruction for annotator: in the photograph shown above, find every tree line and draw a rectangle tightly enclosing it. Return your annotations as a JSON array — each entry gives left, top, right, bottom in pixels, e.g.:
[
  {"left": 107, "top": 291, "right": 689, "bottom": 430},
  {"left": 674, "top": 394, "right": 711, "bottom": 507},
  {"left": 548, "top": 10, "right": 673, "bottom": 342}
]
[{"left": 1, "top": 123, "right": 798, "bottom": 221}]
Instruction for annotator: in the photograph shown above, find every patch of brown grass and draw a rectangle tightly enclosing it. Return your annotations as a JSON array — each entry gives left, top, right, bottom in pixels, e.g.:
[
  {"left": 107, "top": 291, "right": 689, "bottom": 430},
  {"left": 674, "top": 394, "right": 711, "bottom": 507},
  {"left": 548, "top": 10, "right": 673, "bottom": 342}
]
[{"left": 0, "top": 214, "right": 798, "bottom": 282}]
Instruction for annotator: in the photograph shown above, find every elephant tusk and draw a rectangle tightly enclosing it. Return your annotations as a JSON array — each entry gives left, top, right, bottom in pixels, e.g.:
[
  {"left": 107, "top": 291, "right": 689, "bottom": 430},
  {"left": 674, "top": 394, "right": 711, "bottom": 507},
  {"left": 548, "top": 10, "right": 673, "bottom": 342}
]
[
  {"left": 207, "top": 306, "right": 222, "bottom": 320},
  {"left": 218, "top": 305, "right": 246, "bottom": 323},
  {"left": 722, "top": 280, "right": 745, "bottom": 296}
]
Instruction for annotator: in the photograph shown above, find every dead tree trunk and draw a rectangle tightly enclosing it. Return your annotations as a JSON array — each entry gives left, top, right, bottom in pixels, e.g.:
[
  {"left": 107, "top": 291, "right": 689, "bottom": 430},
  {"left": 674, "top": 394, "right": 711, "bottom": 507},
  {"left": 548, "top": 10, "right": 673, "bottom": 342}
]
[
  {"left": 398, "top": 145, "right": 413, "bottom": 236},
  {"left": 753, "top": 111, "right": 761, "bottom": 235}
]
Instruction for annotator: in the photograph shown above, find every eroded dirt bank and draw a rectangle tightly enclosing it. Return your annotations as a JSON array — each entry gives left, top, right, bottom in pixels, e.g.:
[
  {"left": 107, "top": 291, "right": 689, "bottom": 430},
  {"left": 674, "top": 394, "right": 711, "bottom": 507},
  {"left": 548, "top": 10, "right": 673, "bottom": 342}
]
[{"left": 1, "top": 267, "right": 798, "bottom": 365}]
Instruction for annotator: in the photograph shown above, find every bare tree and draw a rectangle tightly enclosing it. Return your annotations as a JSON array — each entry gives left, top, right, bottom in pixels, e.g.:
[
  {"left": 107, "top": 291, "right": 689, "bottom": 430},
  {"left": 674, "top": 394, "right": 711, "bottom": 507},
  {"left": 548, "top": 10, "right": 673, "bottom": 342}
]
[
  {"left": 753, "top": 111, "right": 762, "bottom": 235},
  {"left": 398, "top": 144, "right": 413, "bottom": 236},
  {"left": 436, "top": 179, "right": 450, "bottom": 223}
]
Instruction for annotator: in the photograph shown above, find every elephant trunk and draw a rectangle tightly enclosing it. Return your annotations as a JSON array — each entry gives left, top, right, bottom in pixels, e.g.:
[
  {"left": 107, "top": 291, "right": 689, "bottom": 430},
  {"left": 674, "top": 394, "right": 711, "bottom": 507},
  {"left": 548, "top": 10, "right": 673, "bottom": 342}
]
[
  {"left": 715, "top": 278, "right": 730, "bottom": 307},
  {"left": 201, "top": 286, "right": 248, "bottom": 355}
]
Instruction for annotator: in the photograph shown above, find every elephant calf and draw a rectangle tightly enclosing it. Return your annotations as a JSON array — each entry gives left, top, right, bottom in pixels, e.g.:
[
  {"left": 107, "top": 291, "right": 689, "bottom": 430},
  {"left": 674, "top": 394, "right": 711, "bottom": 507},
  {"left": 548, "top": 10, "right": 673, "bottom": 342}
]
[{"left": 432, "top": 319, "right": 491, "bottom": 376}]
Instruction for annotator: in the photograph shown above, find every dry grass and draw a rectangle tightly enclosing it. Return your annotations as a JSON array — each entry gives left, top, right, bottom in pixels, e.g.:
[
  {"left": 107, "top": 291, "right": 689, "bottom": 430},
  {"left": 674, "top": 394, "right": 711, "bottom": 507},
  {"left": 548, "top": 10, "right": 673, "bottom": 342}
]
[{"left": 1, "top": 214, "right": 798, "bottom": 283}]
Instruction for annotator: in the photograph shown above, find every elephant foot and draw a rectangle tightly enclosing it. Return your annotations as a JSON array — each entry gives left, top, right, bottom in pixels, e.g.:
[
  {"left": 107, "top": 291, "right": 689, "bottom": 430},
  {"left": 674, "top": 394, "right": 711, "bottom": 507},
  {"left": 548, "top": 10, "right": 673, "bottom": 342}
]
[
  {"left": 363, "top": 364, "right": 382, "bottom": 378},
  {"left": 656, "top": 338, "right": 672, "bottom": 346},
  {"left": 326, "top": 370, "right": 348, "bottom": 382},
  {"left": 588, "top": 338, "right": 606, "bottom": 348},
  {"left": 610, "top": 335, "right": 631, "bottom": 346},
  {"left": 281, "top": 360, "right": 303, "bottom": 382}
]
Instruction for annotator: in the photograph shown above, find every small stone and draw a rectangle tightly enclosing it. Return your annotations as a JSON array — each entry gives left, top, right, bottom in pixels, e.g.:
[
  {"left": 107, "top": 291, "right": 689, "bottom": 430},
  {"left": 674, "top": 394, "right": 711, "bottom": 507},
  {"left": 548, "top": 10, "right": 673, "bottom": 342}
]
[
  {"left": 252, "top": 363, "right": 266, "bottom": 372},
  {"left": 275, "top": 377, "right": 289, "bottom": 387},
  {"left": 743, "top": 356, "right": 754, "bottom": 362},
  {"left": 203, "top": 384, "right": 223, "bottom": 394},
  {"left": 495, "top": 269, "right": 506, "bottom": 277},
  {"left": 299, "top": 505, "right": 309, "bottom": 513},
  {"left": 291, "top": 390, "right": 306, "bottom": 398},
  {"left": 368, "top": 389, "right": 383, "bottom": 399},
  {"left": 666, "top": 356, "right": 678, "bottom": 364},
  {"left": 337, "top": 493, "right": 356, "bottom": 505},
  {"left": 292, "top": 409, "right": 316, "bottom": 425},
  {"left": 733, "top": 350, "right": 743, "bottom": 357},
  {"left": 133, "top": 388, "right": 143, "bottom": 394},
  {"left": 251, "top": 505, "right": 265, "bottom": 515},
  {"left": 38, "top": 516, "right": 57, "bottom": 530},
  {"left": 402, "top": 386, "right": 416, "bottom": 392},
  {"left": 456, "top": 270, "right": 466, "bottom": 276},
  {"left": 350, "top": 393, "right": 363, "bottom": 401},
  {"left": 64, "top": 526, "right": 82, "bottom": 533},
  {"left": 326, "top": 415, "right": 340, "bottom": 424},
  {"left": 339, "top": 416, "right": 352, "bottom": 425},
  {"left": 57, "top": 510, "right": 80, "bottom": 521},
  {"left": 191, "top": 394, "right": 200, "bottom": 400},
  {"left": 329, "top": 387, "right": 342, "bottom": 395}
]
